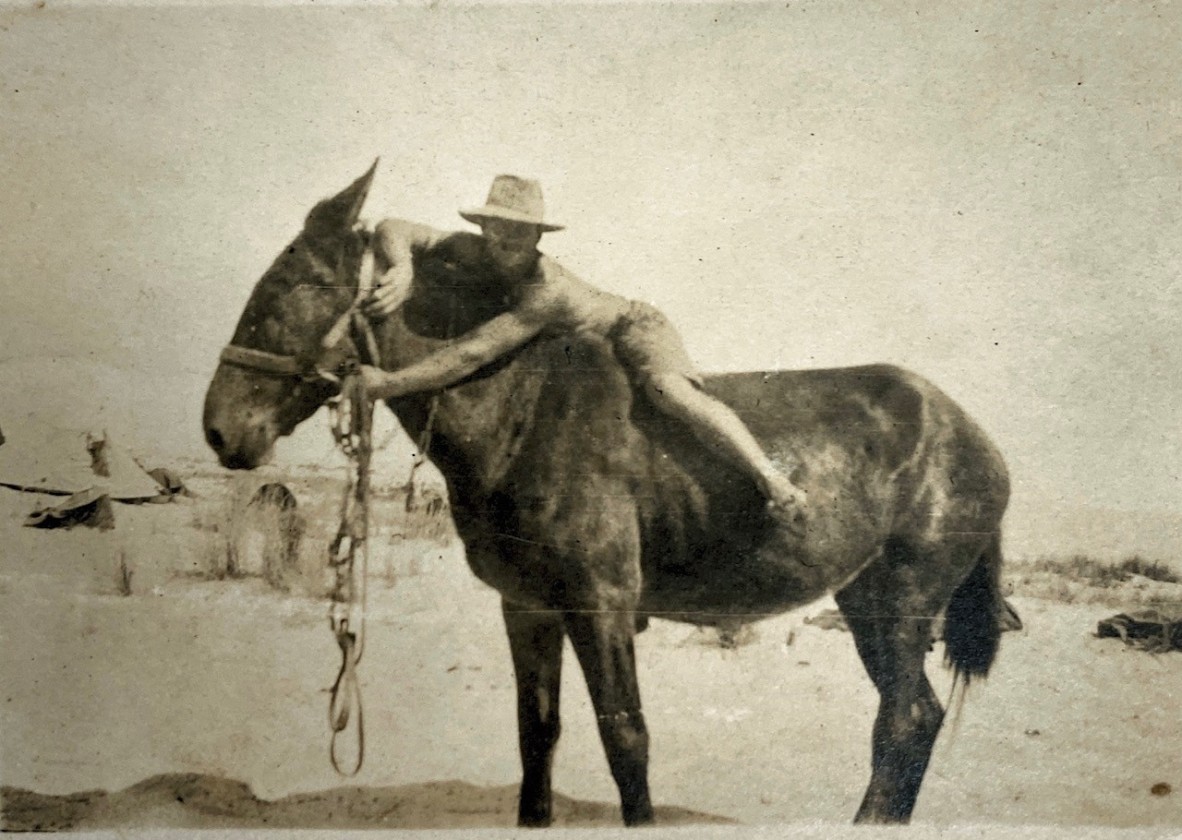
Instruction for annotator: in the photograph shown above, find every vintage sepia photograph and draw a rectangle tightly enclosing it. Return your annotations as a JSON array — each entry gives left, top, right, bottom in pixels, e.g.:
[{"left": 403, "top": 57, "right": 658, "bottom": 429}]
[{"left": 1, "top": 1, "right": 1179, "bottom": 836}]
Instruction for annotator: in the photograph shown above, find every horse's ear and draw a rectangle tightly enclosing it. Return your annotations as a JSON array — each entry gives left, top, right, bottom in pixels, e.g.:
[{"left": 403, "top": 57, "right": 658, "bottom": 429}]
[{"left": 303, "top": 158, "right": 379, "bottom": 237}]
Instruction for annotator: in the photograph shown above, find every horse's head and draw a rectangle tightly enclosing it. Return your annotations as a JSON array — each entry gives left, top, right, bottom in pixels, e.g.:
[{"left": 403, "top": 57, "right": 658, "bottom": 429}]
[{"left": 203, "top": 163, "right": 376, "bottom": 469}]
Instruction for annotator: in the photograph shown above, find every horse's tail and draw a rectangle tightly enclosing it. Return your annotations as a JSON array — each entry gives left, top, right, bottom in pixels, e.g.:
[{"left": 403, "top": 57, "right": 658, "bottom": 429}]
[{"left": 943, "top": 533, "right": 1007, "bottom": 684}]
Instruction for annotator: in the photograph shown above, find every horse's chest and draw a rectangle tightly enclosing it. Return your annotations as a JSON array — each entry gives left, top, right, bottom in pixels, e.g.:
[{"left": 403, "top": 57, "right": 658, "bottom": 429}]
[{"left": 459, "top": 511, "right": 634, "bottom": 611}]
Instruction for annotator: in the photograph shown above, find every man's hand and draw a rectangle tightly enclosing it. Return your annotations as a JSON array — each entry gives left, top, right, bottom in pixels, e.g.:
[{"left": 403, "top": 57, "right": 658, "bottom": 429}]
[{"left": 363, "top": 264, "right": 412, "bottom": 319}]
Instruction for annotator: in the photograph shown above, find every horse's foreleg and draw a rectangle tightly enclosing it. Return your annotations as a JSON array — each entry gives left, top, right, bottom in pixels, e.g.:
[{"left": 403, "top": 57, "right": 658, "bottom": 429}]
[
  {"left": 503, "top": 601, "right": 565, "bottom": 827},
  {"left": 565, "top": 609, "right": 654, "bottom": 826},
  {"left": 837, "top": 560, "right": 945, "bottom": 824}
]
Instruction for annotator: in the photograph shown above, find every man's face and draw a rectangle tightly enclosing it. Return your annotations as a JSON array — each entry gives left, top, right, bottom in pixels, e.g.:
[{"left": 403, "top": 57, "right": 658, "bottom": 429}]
[{"left": 481, "top": 219, "right": 542, "bottom": 276}]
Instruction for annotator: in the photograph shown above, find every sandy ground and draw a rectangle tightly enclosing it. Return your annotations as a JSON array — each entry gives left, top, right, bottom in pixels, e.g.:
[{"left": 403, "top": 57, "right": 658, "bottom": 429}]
[{"left": 1, "top": 476, "right": 1181, "bottom": 837}]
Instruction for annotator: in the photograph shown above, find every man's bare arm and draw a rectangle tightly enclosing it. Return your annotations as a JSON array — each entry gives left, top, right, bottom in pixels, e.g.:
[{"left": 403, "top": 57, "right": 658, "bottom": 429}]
[
  {"left": 364, "top": 218, "right": 450, "bottom": 317},
  {"left": 361, "top": 310, "right": 546, "bottom": 399}
]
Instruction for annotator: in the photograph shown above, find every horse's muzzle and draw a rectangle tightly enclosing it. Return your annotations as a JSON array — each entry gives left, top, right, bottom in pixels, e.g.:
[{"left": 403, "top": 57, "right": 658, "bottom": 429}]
[
  {"left": 202, "top": 367, "right": 287, "bottom": 469},
  {"left": 203, "top": 411, "right": 277, "bottom": 470}
]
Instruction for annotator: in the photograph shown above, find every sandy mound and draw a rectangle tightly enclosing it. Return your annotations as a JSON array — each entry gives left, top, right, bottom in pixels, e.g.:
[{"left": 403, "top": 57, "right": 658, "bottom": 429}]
[{"left": 1, "top": 773, "right": 729, "bottom": 831}]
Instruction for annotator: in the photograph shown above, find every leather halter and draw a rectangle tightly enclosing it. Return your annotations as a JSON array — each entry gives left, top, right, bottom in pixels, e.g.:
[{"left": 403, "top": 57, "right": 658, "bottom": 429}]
[{"left": 219, "top": 237, "right": 379, "bottom": 379}]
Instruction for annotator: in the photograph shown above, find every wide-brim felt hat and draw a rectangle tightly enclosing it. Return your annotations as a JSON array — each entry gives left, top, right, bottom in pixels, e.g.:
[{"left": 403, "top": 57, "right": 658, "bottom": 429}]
[{"left": 460, "top": 174, "right": 564, "bottom": 232}]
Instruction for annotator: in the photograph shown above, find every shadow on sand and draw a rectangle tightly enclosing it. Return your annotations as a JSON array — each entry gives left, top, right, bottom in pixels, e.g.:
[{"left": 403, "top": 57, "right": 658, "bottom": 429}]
[{"left": 2, "top": 773, "right": 734, "bottom": 831}]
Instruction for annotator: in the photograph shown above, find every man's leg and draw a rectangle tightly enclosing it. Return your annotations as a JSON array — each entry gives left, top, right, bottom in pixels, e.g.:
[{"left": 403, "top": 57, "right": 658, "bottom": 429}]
[{"left": 643, "top": 373, "right": 807, "bottom": 527}]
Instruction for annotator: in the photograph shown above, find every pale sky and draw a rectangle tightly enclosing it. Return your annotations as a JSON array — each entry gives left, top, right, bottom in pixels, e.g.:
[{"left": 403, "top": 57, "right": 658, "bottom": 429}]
[{"left": 1, "top": 2, "right": 1179, "bottom": 555}]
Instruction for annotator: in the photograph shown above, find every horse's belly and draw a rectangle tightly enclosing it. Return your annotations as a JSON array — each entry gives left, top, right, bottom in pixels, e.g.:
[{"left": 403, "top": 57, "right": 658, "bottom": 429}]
[
  {"left": 639, "top": 554, "right": 830, "bottom": 626},
  {"left": 638, "top": 528, "right": 884, "bottom": 626}
]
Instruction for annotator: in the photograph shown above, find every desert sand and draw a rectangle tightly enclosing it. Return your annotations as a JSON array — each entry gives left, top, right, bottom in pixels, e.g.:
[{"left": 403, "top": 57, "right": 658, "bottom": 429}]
[{"left": 2, "top": 469, "right": 1180, "bottom": 837}]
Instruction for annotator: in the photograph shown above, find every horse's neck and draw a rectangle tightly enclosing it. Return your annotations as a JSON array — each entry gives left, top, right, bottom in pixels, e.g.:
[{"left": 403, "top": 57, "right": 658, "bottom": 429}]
[{"left": 375, "top": 312, "right": 549, "bottom": 493}]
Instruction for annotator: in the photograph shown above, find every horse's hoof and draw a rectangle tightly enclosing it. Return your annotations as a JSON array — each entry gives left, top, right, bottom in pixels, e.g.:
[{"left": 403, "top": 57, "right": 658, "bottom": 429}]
[{"left": 518, "top": 816, "right": 552, "bottom": 829}]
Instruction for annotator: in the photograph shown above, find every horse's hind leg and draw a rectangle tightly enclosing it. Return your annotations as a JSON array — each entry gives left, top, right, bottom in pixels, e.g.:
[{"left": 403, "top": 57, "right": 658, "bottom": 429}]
[
  {"left": 565, "top": 609, "right": 654, "bottom": 826},
  {"left": 836, "top": 542, "right": 957, "bottom": 824},
  {"left": 503, "top": 601, "right": 565, "bottom": 827}
]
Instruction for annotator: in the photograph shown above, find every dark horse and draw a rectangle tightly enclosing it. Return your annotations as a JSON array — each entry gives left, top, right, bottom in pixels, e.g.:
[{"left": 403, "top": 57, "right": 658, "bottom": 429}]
[{"left": 203, "top": 166, "right": 1011, "bottom": 826}]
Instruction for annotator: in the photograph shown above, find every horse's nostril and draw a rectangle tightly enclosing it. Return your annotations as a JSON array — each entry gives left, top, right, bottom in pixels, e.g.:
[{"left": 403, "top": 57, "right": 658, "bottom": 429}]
[{"left": 206, "top": 427, "right": 225, "bottom": 452}]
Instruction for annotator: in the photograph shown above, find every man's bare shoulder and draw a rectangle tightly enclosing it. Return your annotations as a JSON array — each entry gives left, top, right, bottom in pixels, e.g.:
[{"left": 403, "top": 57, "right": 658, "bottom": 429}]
[
  {"left": 374, "top": 217, "right": 439, "bottom": 242},
  {"left": 374, "top": 218, "right": 482, "bottom": 259}
]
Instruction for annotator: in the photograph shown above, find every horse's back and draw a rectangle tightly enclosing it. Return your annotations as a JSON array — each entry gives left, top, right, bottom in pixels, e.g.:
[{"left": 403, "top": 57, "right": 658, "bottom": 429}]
[
  {"left": 704, "top": 363, "right": 1004, "bottom": 501},
  {"left": 458, "top": 337, "right": 1007, "bottom": 617},
  {"left": 633, "top": 363, "right": 1008, "bottom": 620},
  {"left": 703, "top": 364, "right": 927, "bottom": 468}
]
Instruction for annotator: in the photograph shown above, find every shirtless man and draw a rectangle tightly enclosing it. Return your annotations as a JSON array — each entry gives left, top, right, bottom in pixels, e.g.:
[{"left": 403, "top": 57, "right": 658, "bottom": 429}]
[{"left": 359, "top": 175, "right": 806, "bottom": 527}]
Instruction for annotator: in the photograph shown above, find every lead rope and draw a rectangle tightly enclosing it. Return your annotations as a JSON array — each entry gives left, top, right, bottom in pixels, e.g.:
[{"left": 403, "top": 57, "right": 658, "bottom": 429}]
[
  {"left": 326, "top": 357, "right": 373, "bottom": 777},
  {"left": 324, "top": 242, "right": 380, "bottom": 776},
  {"left": 322, "top": 251, "right": 446, "bottom": 775}
]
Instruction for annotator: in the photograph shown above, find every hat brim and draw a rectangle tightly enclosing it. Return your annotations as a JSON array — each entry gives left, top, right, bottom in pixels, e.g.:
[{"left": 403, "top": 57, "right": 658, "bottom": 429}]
[{"left": 460, "top": 207, "right": 564, "bottom": 232}]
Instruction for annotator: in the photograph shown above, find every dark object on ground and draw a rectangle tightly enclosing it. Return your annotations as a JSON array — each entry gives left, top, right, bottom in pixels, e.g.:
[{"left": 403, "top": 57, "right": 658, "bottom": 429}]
[
  {"left": 148, "top": 467, "right": 196, "bottom": 499},
  {"left": 1096, "top": 609, "right": 1182, "bottom": 653},
  {"left": 804, "top": 609, "right": 850, "bottom": 632},
  {"left": 25, "top": 488, "right": 115, "bottom": 530},
  {"left": 997, "top": 598, "right": 1024, "bottom": 632}
]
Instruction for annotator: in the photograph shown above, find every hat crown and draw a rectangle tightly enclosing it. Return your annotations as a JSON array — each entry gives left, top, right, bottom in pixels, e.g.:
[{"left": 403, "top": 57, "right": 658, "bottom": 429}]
[
  {"left": 485, "top": 175, "right": 545, "bottom": 219},
  {"left": 460, "top": 175, "right": 564, "bottom": 231}
]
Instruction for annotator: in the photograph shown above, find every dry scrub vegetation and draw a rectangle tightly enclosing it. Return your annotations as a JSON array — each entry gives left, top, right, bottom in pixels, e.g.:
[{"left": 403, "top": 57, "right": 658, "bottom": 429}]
[
  {"left": 1005, "top": 553, "right": 1182, "bottom": 608},
  {"left": 184, "top": 468, "right": 1179, "bottom": 615},
  {"left": 185, "top": 469, "right": 453, "bottom": 597}
]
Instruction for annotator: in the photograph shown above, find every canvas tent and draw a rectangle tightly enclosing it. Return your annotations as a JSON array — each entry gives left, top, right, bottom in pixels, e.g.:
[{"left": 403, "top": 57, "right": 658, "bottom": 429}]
[
  {"left": 0, "top": 425, "right": 164, "bottom": 500},
  {"left": 0, "top": 424, "right": 175, "bottom": 527}
]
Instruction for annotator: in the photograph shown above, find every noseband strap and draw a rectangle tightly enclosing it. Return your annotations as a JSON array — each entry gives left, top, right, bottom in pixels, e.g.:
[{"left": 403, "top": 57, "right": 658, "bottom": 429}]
[{"left": 219, "top": 344, "right": 307, "bottom": 377}]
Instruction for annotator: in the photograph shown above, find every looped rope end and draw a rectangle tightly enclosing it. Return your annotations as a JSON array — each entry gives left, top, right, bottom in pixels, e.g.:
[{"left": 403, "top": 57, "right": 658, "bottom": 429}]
[{"left": 327, "top": 620, "right": 365, "bottom": 776}]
